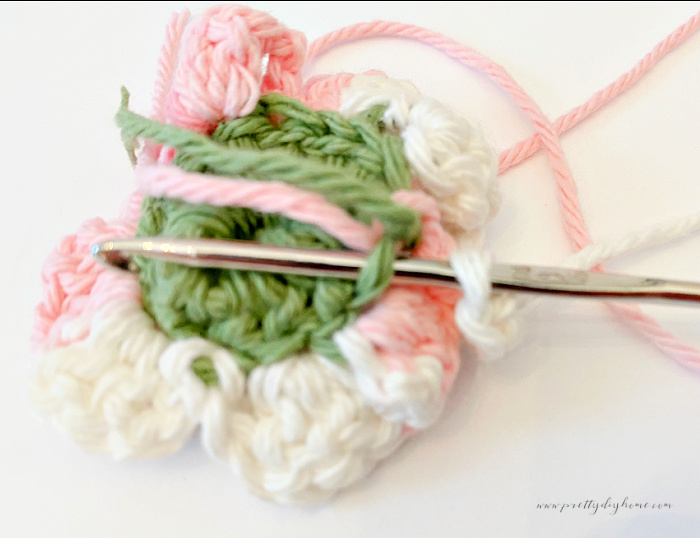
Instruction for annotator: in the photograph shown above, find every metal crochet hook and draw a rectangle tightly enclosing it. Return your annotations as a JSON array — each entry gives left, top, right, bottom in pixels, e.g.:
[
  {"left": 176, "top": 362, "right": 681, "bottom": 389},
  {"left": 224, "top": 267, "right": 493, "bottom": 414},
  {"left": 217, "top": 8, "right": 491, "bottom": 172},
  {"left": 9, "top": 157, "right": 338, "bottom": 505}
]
[{"left": 92, "top": 237, "right": 700, "bottom": 305}]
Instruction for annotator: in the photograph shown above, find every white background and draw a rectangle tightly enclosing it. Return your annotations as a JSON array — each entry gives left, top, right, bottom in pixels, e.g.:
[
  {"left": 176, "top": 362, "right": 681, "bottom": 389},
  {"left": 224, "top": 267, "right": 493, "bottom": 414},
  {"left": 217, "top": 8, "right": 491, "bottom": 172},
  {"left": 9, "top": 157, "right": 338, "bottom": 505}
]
[{"left": 1, "top": 2, "right": 700, "bottom": 536}]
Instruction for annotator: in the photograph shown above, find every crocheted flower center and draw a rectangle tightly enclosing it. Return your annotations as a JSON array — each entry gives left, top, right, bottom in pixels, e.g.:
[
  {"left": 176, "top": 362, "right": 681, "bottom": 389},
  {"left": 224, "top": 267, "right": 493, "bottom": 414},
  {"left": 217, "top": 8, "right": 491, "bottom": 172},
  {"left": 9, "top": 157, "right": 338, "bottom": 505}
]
[{"left": 132, "top": 93, "right": 422, "bottom": 378}]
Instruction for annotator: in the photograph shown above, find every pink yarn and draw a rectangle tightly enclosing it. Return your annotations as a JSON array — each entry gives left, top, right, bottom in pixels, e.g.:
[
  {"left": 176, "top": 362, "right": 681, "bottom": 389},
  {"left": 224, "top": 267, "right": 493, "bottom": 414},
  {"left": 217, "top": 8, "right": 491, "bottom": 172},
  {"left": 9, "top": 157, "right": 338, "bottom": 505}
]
[
  {"left": 301, "top": 70, "right": 386, "bottom": 110},
  {"left": 163, "top": 5, "right": 306, "bottom": 132},
  {"left": 151, "top": 9, "right": 191, "bottom": 123},
  {"left": 391, "top": 189, "right": 456, "bottom": 260},
  {"left": 353, "top": 189, "right": 461, "bottom": 393},
  {"left": 302, "top": 73, "right": 357, "bottom": 110},
  {"left": 141, "top": 9, "right": 191, "bottom": 164},
  {"left": 135, "top": 164, "right": 456, "bottom": 257},
  {"left": 307, "top": 14, "right": 700, "bottom": 369},
  {"left": 135, "top": 164, "right": 384, "bottom": 252},
  {"left": 498, "top": 11, "right": 700, "bottom": 174},
  {"left": 32, "top": 217, "right": 140, "bottom": 352}
]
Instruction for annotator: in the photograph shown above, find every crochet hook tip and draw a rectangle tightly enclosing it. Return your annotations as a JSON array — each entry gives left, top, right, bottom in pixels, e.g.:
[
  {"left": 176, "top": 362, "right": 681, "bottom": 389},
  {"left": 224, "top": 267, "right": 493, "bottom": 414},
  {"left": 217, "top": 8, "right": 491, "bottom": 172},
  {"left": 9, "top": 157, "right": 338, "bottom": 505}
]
[{"left": 92, "top": 242, "right": 133, "bottom": 271}]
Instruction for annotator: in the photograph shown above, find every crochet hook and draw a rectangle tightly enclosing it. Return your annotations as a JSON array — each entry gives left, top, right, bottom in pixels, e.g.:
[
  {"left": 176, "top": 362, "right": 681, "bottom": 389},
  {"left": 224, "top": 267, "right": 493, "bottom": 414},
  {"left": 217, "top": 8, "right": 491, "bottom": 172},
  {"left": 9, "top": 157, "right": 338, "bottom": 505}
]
[{"left": 92, "top": 238, "right": 700, "bottom": 305}]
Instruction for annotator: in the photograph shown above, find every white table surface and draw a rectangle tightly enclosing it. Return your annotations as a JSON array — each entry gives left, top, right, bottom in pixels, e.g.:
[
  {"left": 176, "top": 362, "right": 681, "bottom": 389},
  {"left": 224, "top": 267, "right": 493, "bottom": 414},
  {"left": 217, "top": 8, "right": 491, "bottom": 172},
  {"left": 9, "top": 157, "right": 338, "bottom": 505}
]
[{"left": 1, "top": 2, "right": 699, "bottom": 536}]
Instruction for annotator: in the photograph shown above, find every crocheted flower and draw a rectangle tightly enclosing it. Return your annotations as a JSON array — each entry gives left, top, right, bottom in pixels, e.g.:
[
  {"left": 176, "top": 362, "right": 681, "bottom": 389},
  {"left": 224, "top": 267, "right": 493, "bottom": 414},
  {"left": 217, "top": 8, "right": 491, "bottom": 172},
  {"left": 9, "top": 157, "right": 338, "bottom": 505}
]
[{"left": 30, "top": 5, "right": 517, "bottom": 505}]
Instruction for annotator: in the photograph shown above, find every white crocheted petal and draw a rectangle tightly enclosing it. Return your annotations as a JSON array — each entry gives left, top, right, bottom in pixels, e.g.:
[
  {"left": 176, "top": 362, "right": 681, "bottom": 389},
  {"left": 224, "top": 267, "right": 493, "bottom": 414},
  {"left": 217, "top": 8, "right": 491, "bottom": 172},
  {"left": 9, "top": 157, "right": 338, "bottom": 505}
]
[
  {"left": 340, "top": 74, "right": 499, "bottom": 247},
  {"left": 332, "top": 327, "right": 446, "bottom": 429},
  {"left": 218, "top": 354, "right": 403, "bottom": 505},
  {"left": 28, "top": 300, "right": 196, "bottom": 459},
  {"left": 450, "top": 248, "right": 523, "bottom": 361}
]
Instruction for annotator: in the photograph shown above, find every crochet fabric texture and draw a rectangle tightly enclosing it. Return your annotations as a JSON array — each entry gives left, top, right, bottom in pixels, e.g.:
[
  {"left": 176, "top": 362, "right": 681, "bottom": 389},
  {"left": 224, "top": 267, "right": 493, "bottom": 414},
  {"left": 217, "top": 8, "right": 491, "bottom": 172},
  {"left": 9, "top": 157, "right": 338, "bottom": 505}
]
[{"left": 29, "top": 5, "right": 512, "bottom": 505}]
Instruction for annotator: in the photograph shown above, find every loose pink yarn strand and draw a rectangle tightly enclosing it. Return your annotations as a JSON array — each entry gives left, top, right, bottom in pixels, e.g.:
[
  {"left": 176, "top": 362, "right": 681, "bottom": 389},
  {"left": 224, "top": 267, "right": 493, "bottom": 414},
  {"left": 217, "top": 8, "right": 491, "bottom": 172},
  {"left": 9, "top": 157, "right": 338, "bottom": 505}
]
[
  {"left": 499, "top": 10, "right": 700, "bottom": 174},
  {"left": 135, "top": 165, "right": 383, "bottom": 252},
  {"left": 151, "top": 10, "right": 190, "bottom": 122},
  {"left": 307, "top": 19, "right": 700, "bottom": 369}
]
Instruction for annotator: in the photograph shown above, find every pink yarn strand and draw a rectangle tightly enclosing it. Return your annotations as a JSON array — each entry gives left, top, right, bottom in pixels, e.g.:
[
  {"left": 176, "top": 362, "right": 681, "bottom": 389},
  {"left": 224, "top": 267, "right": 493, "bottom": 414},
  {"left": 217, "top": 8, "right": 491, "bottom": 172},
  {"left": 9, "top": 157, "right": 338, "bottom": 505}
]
[
  {"left": 498, "top": 10, "right": 700, "bottom": 174},
  {"left": 151, "top": 10, "right": 190, "bottom": 122},
  {"left": 135, "top": 165, "right": 383, "bottom": 252}
]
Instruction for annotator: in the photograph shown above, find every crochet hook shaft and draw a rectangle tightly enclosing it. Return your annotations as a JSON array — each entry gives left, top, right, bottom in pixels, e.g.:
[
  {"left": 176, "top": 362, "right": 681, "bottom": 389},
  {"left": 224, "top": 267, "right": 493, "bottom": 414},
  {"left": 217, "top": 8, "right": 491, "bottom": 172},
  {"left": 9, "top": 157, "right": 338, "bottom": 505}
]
[{"left": 92, "top": 238, "right": 700, "bottom": 305}]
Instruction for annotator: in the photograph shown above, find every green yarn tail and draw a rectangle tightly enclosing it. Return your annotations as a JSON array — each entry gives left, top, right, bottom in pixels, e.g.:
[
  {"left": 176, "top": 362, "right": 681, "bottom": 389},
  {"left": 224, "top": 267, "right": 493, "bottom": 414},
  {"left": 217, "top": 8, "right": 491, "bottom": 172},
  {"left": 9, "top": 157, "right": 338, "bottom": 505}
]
[{"left": 117, "top": 88, "right": 421, "bottom": 246}]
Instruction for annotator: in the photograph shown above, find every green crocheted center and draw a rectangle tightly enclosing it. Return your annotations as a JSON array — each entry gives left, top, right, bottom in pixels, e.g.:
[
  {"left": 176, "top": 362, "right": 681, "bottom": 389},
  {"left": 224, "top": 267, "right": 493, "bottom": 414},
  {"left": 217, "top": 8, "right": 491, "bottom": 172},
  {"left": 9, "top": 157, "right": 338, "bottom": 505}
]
[{"left": 116, "top": 90, "right": 422, "bottom": 379}]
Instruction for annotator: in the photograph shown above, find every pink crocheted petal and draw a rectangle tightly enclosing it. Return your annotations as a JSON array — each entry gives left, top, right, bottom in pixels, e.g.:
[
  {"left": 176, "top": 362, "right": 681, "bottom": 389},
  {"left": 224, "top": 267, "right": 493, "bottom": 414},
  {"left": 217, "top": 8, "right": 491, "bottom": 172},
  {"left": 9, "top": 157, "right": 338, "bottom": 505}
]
[
  {"left": 352, "top": 285, "right": 461, "bottom": 394},
  {"left": 347, "top": 187, "right": 462, "bottom": 395},
  {"left": 32, "top": 215, "right": 139, "bottom": 352},
  {"left": 163, "top": 5, "right": 306, "bottom": 132}
]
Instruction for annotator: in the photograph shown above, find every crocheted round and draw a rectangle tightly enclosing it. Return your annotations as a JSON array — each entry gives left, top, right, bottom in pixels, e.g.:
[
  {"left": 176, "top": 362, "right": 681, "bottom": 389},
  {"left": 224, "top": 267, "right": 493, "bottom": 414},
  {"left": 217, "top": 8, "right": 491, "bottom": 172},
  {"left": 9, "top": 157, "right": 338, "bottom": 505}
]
[
  {"left": 29, "top": 5, "right": 513, "bottom": 505},
  {"left": 134, "top": 93, "right": 420, "bottom": 374}
]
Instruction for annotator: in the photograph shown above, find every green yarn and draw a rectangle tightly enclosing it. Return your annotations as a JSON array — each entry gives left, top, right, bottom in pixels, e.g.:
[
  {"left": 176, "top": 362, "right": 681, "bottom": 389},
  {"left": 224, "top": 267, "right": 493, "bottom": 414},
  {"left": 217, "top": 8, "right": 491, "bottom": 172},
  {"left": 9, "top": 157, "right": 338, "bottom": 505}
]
[
  {"left": 210, "top": 93, "right": 411, "bottom": 192},
  {"left": 116, "top": 88, "right": 422, "bottom": 246},
  {"left": 118, "top": 88, "right": 420, "bottom": 379},
  {"left": 191, "top": 357, "right": 219, "bottom": 387}
]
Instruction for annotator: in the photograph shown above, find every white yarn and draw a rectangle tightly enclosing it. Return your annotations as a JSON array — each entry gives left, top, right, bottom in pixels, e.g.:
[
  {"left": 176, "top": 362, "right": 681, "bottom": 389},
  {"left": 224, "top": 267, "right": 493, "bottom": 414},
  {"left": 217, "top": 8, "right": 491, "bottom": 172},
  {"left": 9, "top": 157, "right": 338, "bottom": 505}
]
[
  {"left": 157, "top": 337, "right": 247, "bottom": 460},
  {"left": 448, "top": 209, "right": 700, "bottom": 362},
  {"left": 224, "top": 354, "right": 403, "bottom": 505},
  {"left": 563, "top": 209, "right": 700, "bottom": 271},
  {"left": 340, "top": 75, "right": 421, "bottom": 131},
  {"left": 29, "top": 300, "right": 196, "bottom": 459},
  {"left": 450, "top": 248, "right": 522, "bottom": 361},
  {"left": 479, "top": 209, "right": 700, "bottom": 322},
  {"left": 32, "top": 299, "right": 403, "bottom": 504},
  {"left": 341, "top": 75, "right": 500, "bottom": 243},
  {"left": 332, "top": 327, "right": 445, "bottom": 428}
]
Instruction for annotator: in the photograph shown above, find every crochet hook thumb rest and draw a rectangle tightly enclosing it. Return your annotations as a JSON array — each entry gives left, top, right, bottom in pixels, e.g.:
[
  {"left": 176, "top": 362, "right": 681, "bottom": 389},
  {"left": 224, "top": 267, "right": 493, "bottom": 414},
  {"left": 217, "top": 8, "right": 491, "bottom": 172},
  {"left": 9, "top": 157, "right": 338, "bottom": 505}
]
[{"left": 92, "top": 238, "right": 700, "bottom": 305}]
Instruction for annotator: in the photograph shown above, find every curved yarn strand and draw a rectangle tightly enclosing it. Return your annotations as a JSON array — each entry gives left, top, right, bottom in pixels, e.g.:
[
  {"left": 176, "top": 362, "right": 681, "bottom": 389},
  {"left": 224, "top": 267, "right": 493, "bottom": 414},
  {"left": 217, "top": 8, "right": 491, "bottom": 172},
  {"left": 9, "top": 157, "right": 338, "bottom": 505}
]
[
  {"left": 151, "top": 10, "right": 191, "bottom": 123},
  {"left": 135, "top": 165, "right": 383, "bottom": 252},
  {"left": 564, "top": 210, "right": 700, "bottom": 271},
  {"left": 498, "top": 10, "right": 700, "bottom": 173}
]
